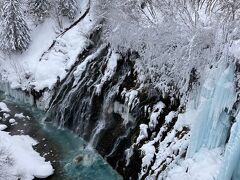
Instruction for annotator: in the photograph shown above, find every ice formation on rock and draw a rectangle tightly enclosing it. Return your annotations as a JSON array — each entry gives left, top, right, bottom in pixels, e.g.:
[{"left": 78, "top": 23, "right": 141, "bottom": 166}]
[
  {"left": 218, "top": 112, "right": 240, "bottom": 180},
  {"left": 187, "top": 64, "right": 236, "bottom": 158}
]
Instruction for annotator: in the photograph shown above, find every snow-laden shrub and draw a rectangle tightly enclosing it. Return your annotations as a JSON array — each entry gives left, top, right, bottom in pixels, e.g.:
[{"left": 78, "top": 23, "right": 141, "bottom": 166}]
[
  {"left": 28, "top": 0, "right": 52, "bottom": 23},
  {"left": 93, "top": 0, "right": 240, "bottom": 102}
]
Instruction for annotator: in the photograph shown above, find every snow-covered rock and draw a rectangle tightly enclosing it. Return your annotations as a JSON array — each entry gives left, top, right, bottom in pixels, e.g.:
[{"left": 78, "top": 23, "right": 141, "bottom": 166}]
[
  {"left": 0, "top": 102, "right": 10, "bottom": 112},
  {"left": 9, "top": 118, "right": 16, "bottom": 124},
  {"left": 0, "top": 124, "right": 7, "bottom": 131},
  {"left": 15, "top": 113, "right": 26, "bottom": 119}
]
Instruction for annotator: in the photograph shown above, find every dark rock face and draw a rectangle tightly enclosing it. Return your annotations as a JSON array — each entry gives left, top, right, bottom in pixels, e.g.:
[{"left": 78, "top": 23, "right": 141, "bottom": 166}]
[{"left": 46, "top": 28, "right": 181, "bottom": 179}]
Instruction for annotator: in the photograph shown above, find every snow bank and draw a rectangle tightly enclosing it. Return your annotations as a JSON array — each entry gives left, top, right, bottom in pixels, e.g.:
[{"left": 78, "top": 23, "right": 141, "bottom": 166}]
[
  {"left": 0, "top": 131, "right": 54, "bottom": 179},
  {"left": 167, "top": 148, "right": 223, "bottom": 180},
  {"left": 0, "top": 99, "right": 54, "bottom": 179}
]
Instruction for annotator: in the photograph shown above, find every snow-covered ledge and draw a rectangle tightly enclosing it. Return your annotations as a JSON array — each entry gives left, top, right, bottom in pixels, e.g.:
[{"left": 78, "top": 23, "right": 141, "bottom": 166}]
[
  {"left": 0, "top": 100, "right": 54, "bottom": 179},
  {"left": 0, "top": 77, "right": 50, "bottom": 110}
]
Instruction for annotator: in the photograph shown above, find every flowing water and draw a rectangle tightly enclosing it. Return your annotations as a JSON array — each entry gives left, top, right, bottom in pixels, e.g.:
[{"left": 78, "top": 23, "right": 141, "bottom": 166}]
[{"left": 0, "top": 91, "right": 122, "bottom": 180}]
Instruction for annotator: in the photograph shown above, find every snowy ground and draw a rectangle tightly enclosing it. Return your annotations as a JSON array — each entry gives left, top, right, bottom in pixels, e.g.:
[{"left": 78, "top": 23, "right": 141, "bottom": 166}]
[
  {"left": 0, "top": 101, "right": 54, "bottom": 180},
  {"left": 0, "top": 0, "right": 92, "bottom": 93},
  {"left": 166, "top": 148, "right": 223, "bottom": 180}
]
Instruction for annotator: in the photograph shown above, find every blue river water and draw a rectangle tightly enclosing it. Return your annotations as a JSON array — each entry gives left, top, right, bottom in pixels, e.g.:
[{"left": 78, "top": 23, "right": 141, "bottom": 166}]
[{"left": 0, "top": 91, "right": 122, "bottom": 180}]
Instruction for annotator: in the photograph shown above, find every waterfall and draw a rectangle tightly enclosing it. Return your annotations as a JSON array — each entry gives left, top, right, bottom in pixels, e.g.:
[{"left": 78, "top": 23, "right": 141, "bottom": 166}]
[
  {"left": 45, "top": 26, "right": 141, "bottom": 173},
  {"left": 88, "top": 119, "right": 106, "bottom": 148}
]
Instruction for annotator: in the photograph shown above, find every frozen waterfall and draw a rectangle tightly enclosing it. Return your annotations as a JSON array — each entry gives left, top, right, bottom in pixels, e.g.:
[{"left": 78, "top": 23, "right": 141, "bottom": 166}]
[
  {"left": 185, "top": 64, "right": 240, "bottom": 180},
  {"left": 218, "top": 112, "right": 240, "bottom": 180},
  {"left": 187, "top": 64, "right": 236, "bottom": 158}
]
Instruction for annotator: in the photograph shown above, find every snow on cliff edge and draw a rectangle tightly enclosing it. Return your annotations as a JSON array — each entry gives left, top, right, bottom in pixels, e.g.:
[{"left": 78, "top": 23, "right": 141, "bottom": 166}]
[{"left": 0, "top": 0, "right": 92, "bottom": 92}]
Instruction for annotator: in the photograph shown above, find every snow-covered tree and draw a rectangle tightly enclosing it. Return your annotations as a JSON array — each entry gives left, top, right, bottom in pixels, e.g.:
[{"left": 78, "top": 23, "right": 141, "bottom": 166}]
[
  {"left": 92, "top": 0, "right": 240, "bottom": 97},
  {"left": 57, "top": 0, "right": 78, "bottom": 20},
  {"left": 28, "top": 0, "right": 52, "bottom": 23},
  {"left": 0, "top": 0, "right": 31, "bottom": 53}
]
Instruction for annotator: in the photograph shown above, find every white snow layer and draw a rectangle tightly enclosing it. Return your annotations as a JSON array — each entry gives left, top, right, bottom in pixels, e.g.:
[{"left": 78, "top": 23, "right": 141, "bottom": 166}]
[
  {"left": 9, "top": 118, "right": 16, "bottom": 123},
  {"left": 136, "top": 124, "right": 148, "bottom": 144},
  {"left": 0, "top": 124, "right": 7, "bottom": 131},
  {"left": 0, "top": 131, "right": 54, "bottom": 179},
  {"left": 0, "top": 0, "right": 93, "bottom": 92},
  {"left": 0, "top": 102, "right": 10, "bottom": 112},
  {"left": 15, "top": 113, "right": 26, "bottom": 119},
  {"left": 149, "top": 101, "right": 165, "bottom": 130},
  {"left": 167, "top": 148, "right": 223, "bottom": 180}
]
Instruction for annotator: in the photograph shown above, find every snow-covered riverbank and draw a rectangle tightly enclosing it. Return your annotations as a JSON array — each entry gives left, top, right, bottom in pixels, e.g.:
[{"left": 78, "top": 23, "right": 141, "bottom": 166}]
[
  {"left": 0, "top": 100, "right": 54, "bottom": 179},
  {"left": 0, "top": 91, "right": 122, "bottom": 180}
]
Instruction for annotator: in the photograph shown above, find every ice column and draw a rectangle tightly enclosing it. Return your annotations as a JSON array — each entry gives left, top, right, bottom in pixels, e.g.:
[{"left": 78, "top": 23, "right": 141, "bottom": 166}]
[
  {"left": 218, "top": 112, "right": 240, "bottom": 180},
  {"left": 187, "top": 65, "right": 236, "bottom": 158}
]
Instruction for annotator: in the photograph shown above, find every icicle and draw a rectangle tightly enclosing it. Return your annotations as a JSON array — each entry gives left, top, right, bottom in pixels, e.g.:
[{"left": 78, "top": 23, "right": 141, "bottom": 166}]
[
  {"left": 0, "top": 79, "right": 35, "bottom": 106},
  {"left": 187, "top": 64, "right": 236, "bottom": 158},
  {"left": 217, "top": 113, "right": 240, "bottom": 180}
]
